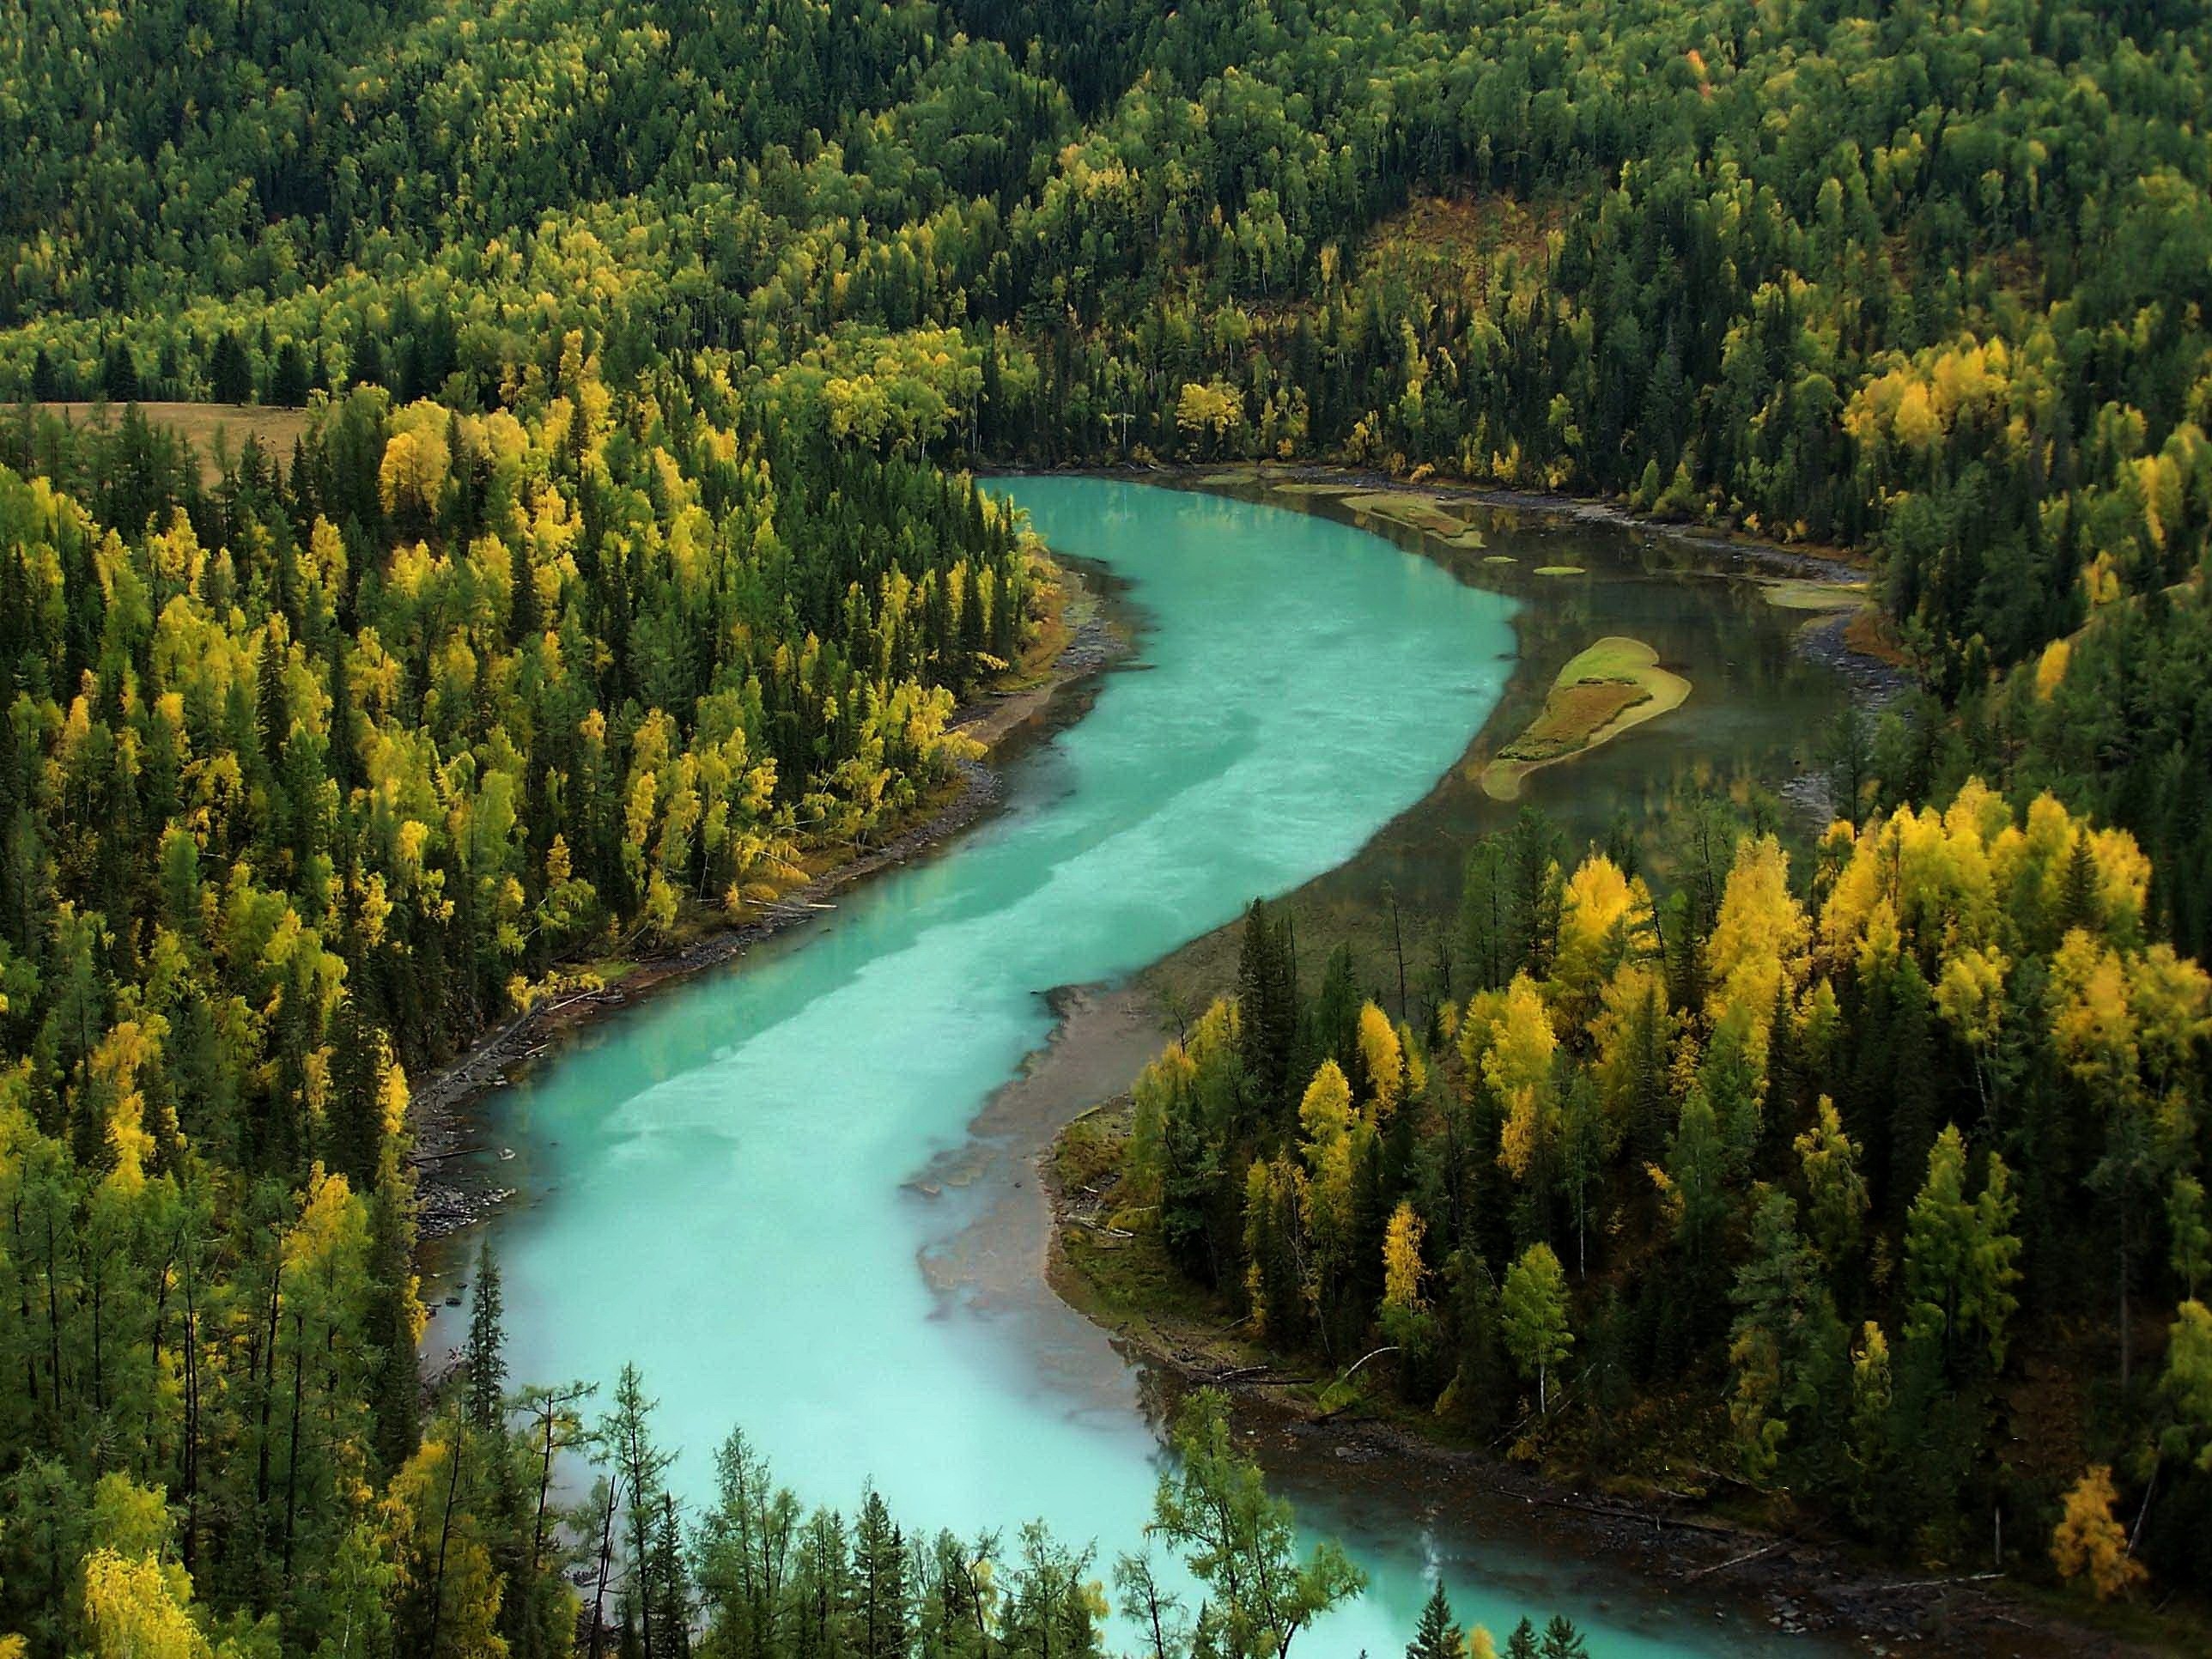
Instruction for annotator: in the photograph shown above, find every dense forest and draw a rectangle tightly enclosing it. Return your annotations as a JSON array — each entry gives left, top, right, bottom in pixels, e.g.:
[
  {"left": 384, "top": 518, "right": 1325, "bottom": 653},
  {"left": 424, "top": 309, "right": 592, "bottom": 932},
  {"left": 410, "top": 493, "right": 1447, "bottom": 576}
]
[
  {"left": 9, "top": 0, "right": 2209, "bottom": 950},
  {"left": 1109, "top": 789, "right": 2212, "bottom": 1604},
  {"left": 3, "top": 0, "right": 2211, "bottom": 1651}
]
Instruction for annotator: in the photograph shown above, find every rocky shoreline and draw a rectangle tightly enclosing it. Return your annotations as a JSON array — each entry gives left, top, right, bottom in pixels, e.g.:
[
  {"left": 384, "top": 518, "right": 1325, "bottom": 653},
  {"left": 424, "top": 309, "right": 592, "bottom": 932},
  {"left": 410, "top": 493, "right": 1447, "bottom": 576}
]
[{"left": 408, "top": 568, "right": 1127, "bottom": 1243}]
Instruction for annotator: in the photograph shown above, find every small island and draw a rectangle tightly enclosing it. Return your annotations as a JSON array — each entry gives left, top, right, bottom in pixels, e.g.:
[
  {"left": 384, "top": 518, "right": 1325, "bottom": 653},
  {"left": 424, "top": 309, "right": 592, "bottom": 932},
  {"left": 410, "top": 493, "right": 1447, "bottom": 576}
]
[{"left": 1478, "top": 635, "right": 1690, "bottom": 800}]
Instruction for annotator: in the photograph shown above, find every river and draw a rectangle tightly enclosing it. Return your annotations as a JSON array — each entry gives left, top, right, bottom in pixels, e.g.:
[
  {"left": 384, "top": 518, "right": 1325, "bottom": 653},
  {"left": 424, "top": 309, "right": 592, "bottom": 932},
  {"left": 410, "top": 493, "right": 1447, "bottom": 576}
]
[{"left": 453, "top": 477, "right": 1832, "bottom": 1654}]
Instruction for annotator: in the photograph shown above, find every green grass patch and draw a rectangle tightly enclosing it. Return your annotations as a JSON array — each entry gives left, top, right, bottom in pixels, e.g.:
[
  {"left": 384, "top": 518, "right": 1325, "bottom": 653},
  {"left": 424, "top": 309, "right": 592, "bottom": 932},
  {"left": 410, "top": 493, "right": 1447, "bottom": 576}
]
[
  {"left": 1757, "top": 575, "right": 1867, "bottom": 611},
  {"left": 1339, "top": 489, "right": 1489, "bottom": 547}
]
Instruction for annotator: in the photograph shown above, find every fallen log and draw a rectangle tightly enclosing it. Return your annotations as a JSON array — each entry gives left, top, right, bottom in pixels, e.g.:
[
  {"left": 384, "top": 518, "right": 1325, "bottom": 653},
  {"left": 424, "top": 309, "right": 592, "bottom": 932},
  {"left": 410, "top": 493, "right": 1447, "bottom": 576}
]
[{"left": 1684, "top": 1536, "right": 1791, "bottom": 1582}]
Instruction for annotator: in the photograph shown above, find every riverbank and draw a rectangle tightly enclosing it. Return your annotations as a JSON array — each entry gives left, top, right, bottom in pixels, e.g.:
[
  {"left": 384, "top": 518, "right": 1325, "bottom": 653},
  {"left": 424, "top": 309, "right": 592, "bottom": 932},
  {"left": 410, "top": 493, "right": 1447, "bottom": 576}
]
[
  {"left": 408, "top": 559, "right": 1130, "bottom": 1242},
  {"left": 1103, "top": 458, "right": 1918, "bottom": 720},
  {"left": 992, "top": 473, "right": 2151, "bottom": 1653},
  {"left": 1044, "top": 1092, "right": 2163, "bottom": 1656},
  {"left": 1175, "top": 459, "right": 1873, "bottom": 585}
]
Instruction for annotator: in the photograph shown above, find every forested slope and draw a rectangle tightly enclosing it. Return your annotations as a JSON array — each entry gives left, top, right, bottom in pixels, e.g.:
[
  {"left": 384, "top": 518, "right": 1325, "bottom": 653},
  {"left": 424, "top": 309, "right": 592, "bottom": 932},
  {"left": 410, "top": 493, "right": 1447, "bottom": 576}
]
[
  {"left": 2, "top": 0, "right": 2210, "bottom": 1652},
  {"left": 9, "top": 0, "right": 2210, "bottom": 945},
  {"left": 1103, "top": 792, "right": 2212, "bottom": 1608}
]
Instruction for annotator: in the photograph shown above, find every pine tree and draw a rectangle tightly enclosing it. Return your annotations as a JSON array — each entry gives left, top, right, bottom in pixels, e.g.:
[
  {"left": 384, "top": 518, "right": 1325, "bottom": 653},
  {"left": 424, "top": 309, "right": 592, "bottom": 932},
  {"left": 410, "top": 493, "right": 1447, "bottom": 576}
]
[
  {"left": 602, "top": 1364, "right": 677, "bottom": 1659},
  {"left": 100, "top": 340, "right": 140, "bottom": 403},
  {"left": 1236, "top": 901, "right": 1298, "bottom": 1121},
  {"left": 1407, "top": 1580, "right": 1462, "bottom": 1659},
  {"left": 270, "top": 340, "right": 312, "bottom": 408},
  {"left": 209, "top": 330, "right": 255, "bottom": 404},
  {"left": 465, "top": 1239, "right": 507, "bottom": 1435},
  {"left": 352, "top": 331, "right": 387, "bottom": 391},
  {"left": 645, "top": 1492, "right": 693, "bottom": 1658},
  {"left": 854, "top": 1489, "right": 911, "bottom": 1659},
  {"left": 1441, "top": 1249, "right": 1511, "bottom": 1435},
  {"left": 1726, "top": 1190, "right": 1844, "bottom": 1481},
  {"left": 368, "top": 1176, "right": 422, "bottom": 1474}
]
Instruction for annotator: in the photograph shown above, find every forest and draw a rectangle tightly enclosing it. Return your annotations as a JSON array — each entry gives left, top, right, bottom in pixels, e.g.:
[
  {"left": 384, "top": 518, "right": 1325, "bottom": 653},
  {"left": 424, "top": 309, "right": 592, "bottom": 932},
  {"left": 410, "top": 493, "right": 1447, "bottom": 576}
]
[
  {"left": 1108, "top": 791, "right": 2212, "bottom": 1609},
  {"left": 3, "top": 0, "right": 2211, "bottom": 1651}
]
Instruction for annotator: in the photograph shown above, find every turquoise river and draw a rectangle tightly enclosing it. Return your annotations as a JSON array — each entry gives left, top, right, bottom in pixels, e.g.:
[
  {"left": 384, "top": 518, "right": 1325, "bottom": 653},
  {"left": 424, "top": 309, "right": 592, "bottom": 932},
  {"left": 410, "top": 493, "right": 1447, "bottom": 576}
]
[{"left": 463, "top": 477, "right": 1811, "bottom": 1654}]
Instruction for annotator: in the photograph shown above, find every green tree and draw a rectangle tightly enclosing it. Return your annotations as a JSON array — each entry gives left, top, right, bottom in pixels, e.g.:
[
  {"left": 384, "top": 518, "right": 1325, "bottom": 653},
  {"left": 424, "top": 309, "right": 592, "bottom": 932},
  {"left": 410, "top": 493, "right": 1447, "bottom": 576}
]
[
  {"left": 1146, "top": 1390, "right": 1364, "bottom": 1659},
  {"left": 1902, "top": 1127, "right": 2021, "bottom": 1372},
  {"left": 1406, "top": 1580, "right": 1462, "bottom": 1659},
  {"left": 1499, "top": 1244, "right": 1572, "bottom": 1413},
  {"left": 208, "top": 331, "right": 254, "bottom": 404},
  {"left": 1726, "top": 1190, "right": 1845, "bottom": 1481},
  {"left": 464, "top": 1239, "right": 507, "bottom": 1436}
]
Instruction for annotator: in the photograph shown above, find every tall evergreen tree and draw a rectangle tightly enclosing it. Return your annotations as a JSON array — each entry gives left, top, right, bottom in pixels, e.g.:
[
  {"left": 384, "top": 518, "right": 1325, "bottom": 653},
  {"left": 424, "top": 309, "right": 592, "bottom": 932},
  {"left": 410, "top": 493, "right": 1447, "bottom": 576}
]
[
  {"left": 1406, "top": 1580, "right": 1462, "bottom": 1659},
  {"left": 465, "top": 1239, "right": 507, "bottom": 1436}
]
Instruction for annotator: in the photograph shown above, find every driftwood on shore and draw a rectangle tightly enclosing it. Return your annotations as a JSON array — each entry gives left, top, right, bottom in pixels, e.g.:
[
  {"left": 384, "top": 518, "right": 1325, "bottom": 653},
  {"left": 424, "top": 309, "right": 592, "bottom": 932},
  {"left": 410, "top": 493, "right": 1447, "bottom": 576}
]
[{"left": 1685, "top": 1535, "right": 1795, "bottom": 1581}]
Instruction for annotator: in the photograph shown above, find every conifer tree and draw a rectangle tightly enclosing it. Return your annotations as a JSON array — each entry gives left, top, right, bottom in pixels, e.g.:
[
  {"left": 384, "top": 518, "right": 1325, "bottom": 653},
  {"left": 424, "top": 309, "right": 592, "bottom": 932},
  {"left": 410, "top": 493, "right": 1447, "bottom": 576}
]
[
  {"left": 1406, "top": 1580, "right": 1462, "bottom": 1659},
  {"left": 465, "top": 1239, "right": 507, "bottom": 1436},
  {"left": 209, "top": 330, "right": 254, "bottom": 404}
]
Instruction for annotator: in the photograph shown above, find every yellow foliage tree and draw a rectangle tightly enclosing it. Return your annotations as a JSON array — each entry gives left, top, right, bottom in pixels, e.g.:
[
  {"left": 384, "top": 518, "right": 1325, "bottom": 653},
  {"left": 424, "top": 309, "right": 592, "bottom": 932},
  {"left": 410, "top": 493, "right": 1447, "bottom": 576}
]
[
  {"left": 376, "top": 402, "right": 453, "bottom": 521},
  {"left": 1485, "top": 974, "right": 1558, "bottom": 1182},
  {"left": 1357, "top": 1002, "right": 1405, "bottom": 1120},
  {"left": 1554, "top": 853, "right": 1655, "bottom": 1010},
  {"left": 1298, "top": 1060, "right": 1360, "bottom": 1243},
  {"left": 2034, "top": 636, "right": 2071, "bottom": 701},
  {"left": 81, "top": 1549, "right": 212, "bottom": 1659},
  {"left": 1704, "top": 835, "right": 1808, "bottom": 1054},
  {"left": 2049, "top": 1465, "right": 2147, "bottom": 1600},
  {"left": 1381, "top": 1201, "right": 1426, "bottom": 1316}
]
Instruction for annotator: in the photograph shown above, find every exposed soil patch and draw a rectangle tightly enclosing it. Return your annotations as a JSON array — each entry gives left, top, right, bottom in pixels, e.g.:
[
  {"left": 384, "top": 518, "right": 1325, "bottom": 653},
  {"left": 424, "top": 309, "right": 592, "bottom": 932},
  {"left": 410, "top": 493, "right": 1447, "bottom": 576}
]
[{"left": 32, "top": 399, "right": 314, "bottom": 483}]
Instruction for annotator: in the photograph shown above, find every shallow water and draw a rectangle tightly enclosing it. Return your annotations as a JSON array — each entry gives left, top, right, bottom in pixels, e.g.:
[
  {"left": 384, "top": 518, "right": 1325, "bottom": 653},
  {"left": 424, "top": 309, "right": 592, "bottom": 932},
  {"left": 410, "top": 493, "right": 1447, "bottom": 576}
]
[{"left": 465, "top": 478, "right": 1821, "bottom": 1654}]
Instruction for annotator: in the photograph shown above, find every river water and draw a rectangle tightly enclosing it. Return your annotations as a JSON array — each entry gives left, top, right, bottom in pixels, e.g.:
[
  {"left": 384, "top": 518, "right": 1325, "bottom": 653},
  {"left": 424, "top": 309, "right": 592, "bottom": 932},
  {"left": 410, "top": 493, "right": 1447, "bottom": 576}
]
[{"left": 461, "top": 477, "right": 1820, "bottom": 1654}]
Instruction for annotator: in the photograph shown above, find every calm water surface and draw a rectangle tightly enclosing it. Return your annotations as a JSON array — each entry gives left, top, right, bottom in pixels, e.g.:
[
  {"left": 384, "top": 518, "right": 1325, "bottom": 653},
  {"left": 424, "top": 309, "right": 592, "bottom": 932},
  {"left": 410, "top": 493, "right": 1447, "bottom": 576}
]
[{"left": 467, "top": 479, "right": 1814, "bottom": 1654}]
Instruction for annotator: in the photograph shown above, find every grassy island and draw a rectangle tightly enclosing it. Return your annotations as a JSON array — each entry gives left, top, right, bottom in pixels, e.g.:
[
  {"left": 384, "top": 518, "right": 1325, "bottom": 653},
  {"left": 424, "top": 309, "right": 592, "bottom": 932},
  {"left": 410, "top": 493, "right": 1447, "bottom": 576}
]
[{"left": 1478, "top": 636, "right": 1690, "bottom": 799}]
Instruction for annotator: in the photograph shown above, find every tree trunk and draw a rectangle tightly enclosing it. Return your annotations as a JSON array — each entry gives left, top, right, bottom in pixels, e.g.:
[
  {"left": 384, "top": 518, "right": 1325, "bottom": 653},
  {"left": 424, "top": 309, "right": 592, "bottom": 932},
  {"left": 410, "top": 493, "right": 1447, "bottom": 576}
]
[
  {"left": 589, "top": 1474, "right": 622, "bottom": 1659},
  {"left": 533, "top": 1405, "right": 557, "bottom": 1575},
  {"left": 2118, "top": 1201, "right": 2133, "bottom": 1393},
  {"left": 44, "top": 1205, "right": 64, "bottom": 1419},
  {"left": 88, "top": 1239, "right": 105, "bottom": 1413},
  {"left": 282, "top": 1311, "right": 307, "bottom": 1581},
  {"left": 425, "top": 1425, "right": 466, "bottom": 1658},
  {"left": 1388, "top": 889, "right": 1407, "bottom": 1023},
  {"left": 182, "top": 1274, "right": 200, "bottom": 1575},
  {"left": 13, "top": 1196, "right": 40, "bottom": 1416},
  {"left": 255, "top": 1231, "right": 283, "bottom": 1513}
]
